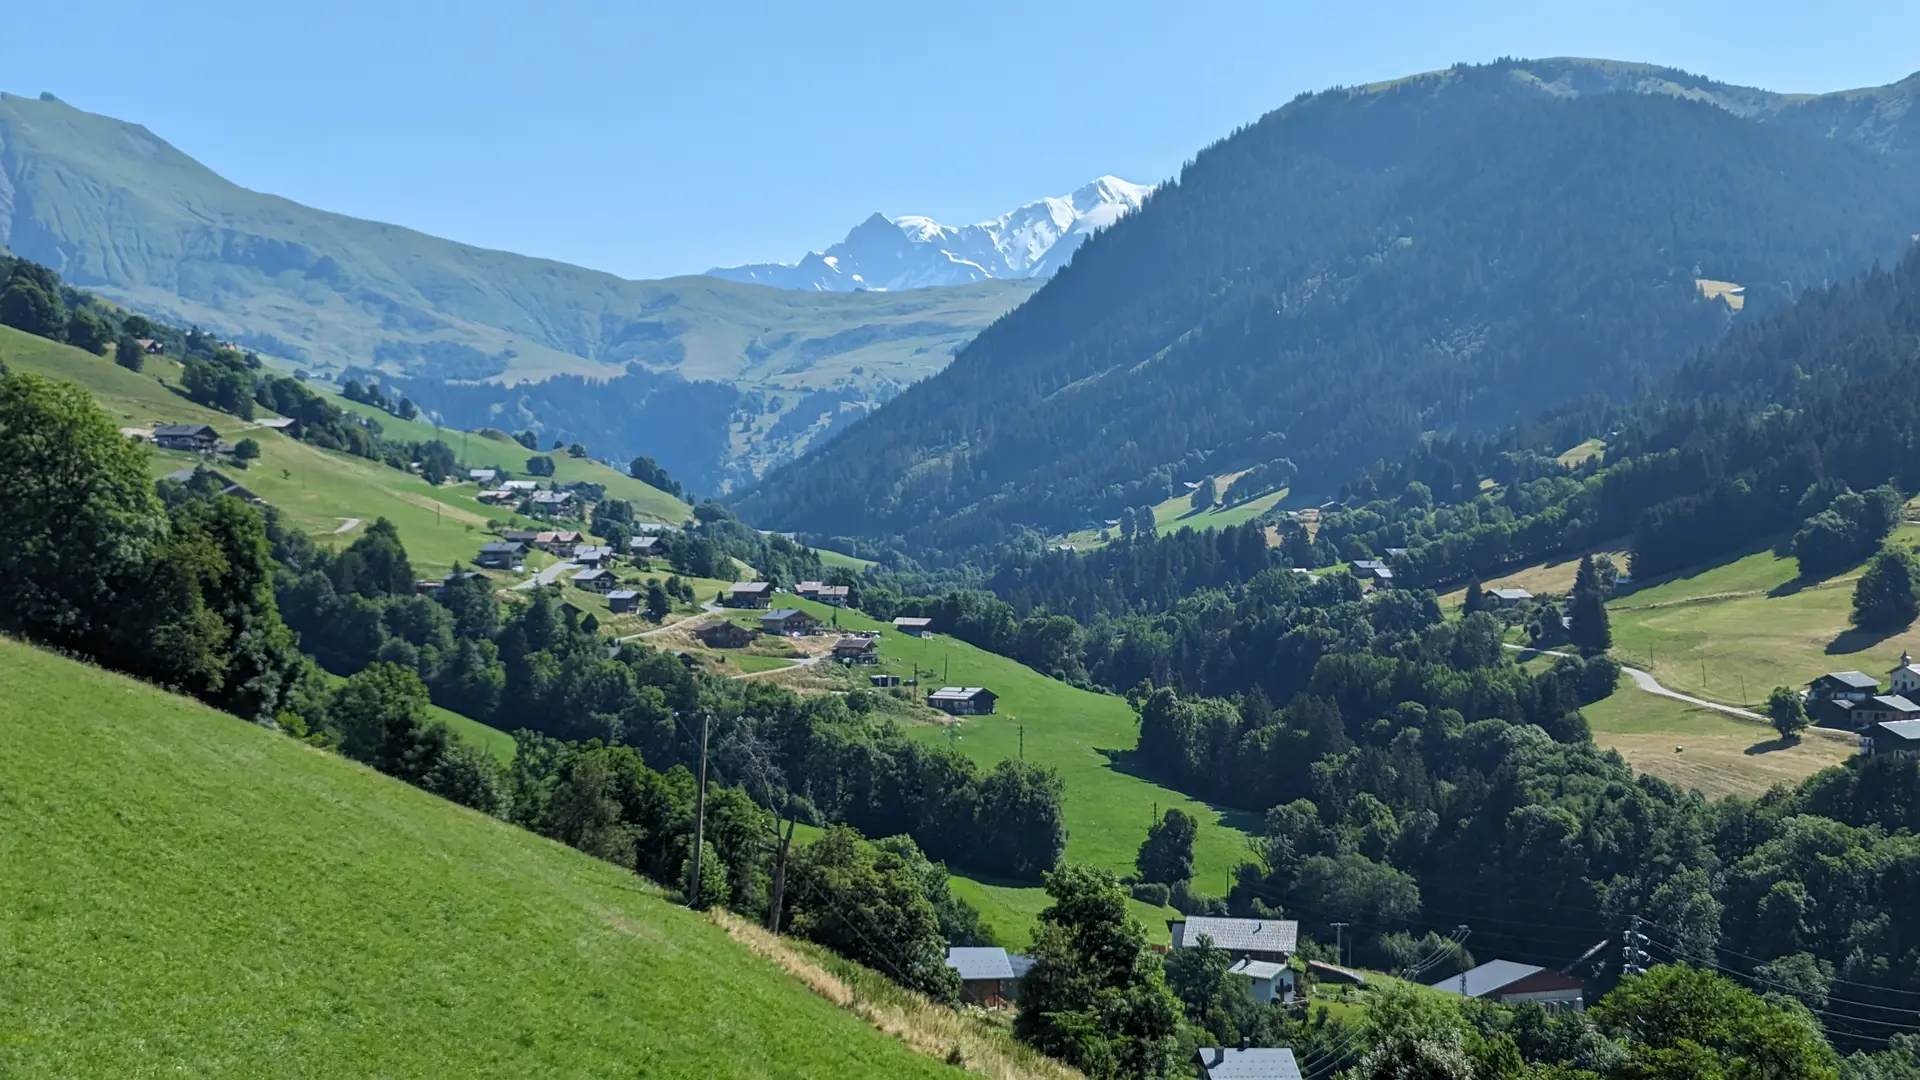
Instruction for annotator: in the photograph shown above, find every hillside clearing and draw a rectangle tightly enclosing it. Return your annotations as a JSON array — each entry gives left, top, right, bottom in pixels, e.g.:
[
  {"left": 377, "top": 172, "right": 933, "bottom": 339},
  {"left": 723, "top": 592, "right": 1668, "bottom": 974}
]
[
  {"left": 1582, "top": 674, "right": 1855, "bottom": 798},
  {"left": 0, "top": 637, "right": 968, "bottom": 1078}
]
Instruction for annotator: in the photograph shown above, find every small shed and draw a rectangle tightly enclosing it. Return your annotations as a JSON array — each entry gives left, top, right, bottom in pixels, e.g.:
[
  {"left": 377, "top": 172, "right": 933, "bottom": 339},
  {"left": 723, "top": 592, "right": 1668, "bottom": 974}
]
[
  {"left": 869, "top": 674, "right": 902, "bottom": 688},
  {"left": 761, "top": 609, "right": 821, "bottom": 636},
  {"left": 926, "top": 687, "right": 997, "bottom": 715},
  {"left": 945, "top": 947, "right": 1016, "bottom": 1007},
  {"left": 607, "top": 589, "right": 641, "bottom": 614},
  {"left": 892, "top": 617, "right": 934, "bottom": 638}
]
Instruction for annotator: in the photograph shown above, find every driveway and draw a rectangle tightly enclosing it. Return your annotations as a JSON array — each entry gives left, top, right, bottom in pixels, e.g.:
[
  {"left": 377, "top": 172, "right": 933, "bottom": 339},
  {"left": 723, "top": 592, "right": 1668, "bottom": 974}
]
[{"left": 1504, "top": 644, "right": 1764, "bottom": 722}]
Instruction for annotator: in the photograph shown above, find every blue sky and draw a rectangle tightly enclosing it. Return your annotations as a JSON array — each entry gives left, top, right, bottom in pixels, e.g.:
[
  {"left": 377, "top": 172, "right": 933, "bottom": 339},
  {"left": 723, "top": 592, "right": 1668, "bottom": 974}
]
[{"left": 4, "top": 0, "right": 1916, "bottom": 280}]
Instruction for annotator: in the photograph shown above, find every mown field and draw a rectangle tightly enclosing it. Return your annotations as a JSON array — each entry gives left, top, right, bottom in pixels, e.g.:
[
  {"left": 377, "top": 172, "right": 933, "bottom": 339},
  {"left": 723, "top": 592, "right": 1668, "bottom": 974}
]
[
  {"left": 747, "top": 598, "right": 1261, "bottom": 949},
  {"left": 0, "top": 637, "right": 971, "bottom": 1079},
  {"left": 0, "top": 326, "right": 685, "bottom": 573},
  {"left": 1579, "top": 675, "right": 1855, "bottom": 798},
  {"left": 1053, "top": 468, "right": 1290, "bottom": 551}
]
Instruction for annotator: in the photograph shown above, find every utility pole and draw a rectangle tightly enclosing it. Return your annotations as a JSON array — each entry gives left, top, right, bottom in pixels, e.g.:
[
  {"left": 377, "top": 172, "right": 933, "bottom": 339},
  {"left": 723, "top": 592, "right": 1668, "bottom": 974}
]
[
  {"left": 1332, "top": 922, "right": 1350, "bottom": 968},
  {"left": 1019, "top": 724, "right": 1025, "bottom": 761},
  {"left": 688, "top": 714, "right": 711, "bottom": 909},
  {"left": 1623, "top": 915, "right": 1649, "bottom": 977}
]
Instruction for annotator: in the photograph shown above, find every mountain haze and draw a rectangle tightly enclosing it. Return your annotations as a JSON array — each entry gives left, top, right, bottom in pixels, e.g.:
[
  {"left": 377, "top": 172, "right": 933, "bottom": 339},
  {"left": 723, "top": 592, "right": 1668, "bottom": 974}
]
[
  {"left": 738, "top": 59, "right": 1920, "bottom": 553},
  {"left": 708, "top": 176, "right": 1153, "bottom": 291}
]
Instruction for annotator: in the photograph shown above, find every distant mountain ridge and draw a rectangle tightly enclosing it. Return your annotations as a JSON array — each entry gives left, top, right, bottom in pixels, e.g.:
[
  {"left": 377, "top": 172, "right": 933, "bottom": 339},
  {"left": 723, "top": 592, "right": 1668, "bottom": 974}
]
[
  {"left": 707, "top": 176, "right": 1153, "bottom": 292},
  {"left": 738, "top": 58, "right": 1920, "bottom": 555}
]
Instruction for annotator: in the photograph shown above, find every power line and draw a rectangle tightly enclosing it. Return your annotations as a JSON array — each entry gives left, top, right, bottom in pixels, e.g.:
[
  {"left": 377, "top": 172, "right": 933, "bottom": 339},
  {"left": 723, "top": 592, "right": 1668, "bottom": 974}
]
[
  {"left": 1637, "top": 924, "right": 1920, "bottom": 1019},
  {"left": 1639, "top": 937, "right": 1920, "bottom": 1035},
  {"left": 1635, "top": 918, "right": 1920, "bottom": 1003}
]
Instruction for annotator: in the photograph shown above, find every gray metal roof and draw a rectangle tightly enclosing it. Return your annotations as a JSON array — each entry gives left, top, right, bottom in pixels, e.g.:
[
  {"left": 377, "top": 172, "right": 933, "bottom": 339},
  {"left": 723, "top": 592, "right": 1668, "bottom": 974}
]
[
  {"left": 1822, "top": 670, "right": 1881, "bottom": 689},
  {"left": 1489, "top": 588, "right": 1533, "bottom": 600},
  {"left": 1878, "top": 719, "right": 1920, "bottom": 741},
  {"left": 1196, "top": 1047, "right": 1301, "bottom": 1080},
  {"left": 946, "top": 947, "right": 1014, "bottom": 981},
  {"left": 1430, "top": 959, "right": 1545, "bottom": 998},
  {"left": 1868, "top": 694, "right": 1920, "bottom": 712},
  {"left": 1171, "top": 917, "right": 1298, "bottom": 954},
  {"left": 1008, "top": 954, "right": 1036, "bottom": 979},
  {"left": 893, "top": 617, "right": 933, "bottom": 627},
  {"left": 730, "top": 581, "right": 773, "bottom": 593},
  {"left": 606, "top": 589, "right": 639, "bottom": 600},
  {"left": 761, "top": 608, "right": 809, "bottom": 621},
  {"left": 478, "top": 541, "right": 524, "bottom": 553},
  {"left": 928, "top": 687, "right": 993, "bottom": 702},
  {"left": 1227, "top": 958, "right": 1287, "bottom": 981}
]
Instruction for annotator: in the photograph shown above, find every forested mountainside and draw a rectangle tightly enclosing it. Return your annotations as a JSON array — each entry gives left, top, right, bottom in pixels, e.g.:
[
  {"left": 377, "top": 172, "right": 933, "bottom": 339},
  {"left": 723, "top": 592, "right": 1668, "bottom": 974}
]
[
  {"left": 0, "top": 92, "right": 1036, "bottom": 491},
  {"left": 738, "top": 59, "right": 1920, "bottom": 555}
]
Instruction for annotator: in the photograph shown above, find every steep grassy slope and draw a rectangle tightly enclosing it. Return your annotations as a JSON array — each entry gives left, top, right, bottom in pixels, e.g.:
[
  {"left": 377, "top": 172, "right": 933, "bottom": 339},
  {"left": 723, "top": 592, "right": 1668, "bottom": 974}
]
[
  {"left": 740, "top": 59, "right": 1920, "bottom": 550},
  {"left": 0, "top": 326, "right": 683, "bottom": 571},
  {"left": 0, "top": 637, "right": 964, "bottom": 1078},
  {"left": 751, "top": 598, "right": 1257, "bottom": 948}
]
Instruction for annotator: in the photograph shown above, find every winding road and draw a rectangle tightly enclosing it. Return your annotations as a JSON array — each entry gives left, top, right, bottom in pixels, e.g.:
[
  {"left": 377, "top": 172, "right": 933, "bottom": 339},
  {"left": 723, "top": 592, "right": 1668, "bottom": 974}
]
[{"left": 1504, "top": 644, "right": 1764, "bottom": 721}]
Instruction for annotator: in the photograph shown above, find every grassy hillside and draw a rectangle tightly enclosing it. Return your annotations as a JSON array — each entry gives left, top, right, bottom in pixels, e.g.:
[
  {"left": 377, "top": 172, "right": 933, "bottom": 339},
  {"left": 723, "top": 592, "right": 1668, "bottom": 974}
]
[
  {"left": 0, "top": 636, "right": 975, "bottom": 1078},
  {"left": 0, "top": 326, "right": 681, "bottom": 571},
  {"left": 748, "top": 598, "right": 1257, "bottom": 948}
]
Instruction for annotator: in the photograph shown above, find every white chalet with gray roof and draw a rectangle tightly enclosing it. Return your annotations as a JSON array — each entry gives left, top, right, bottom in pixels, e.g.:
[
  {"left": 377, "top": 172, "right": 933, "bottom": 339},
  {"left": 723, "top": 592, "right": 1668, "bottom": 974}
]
[
  {"left": 1167, "top": 916, "right": 1298, "bottom": 964},
  {"left": 1227, "top": 957, "right": 1295, "bottom": 1003}
]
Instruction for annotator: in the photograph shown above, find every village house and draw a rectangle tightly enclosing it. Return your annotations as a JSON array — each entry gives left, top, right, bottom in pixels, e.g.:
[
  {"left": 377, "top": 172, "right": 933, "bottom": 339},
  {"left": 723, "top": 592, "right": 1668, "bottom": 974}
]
[
  {"left": 502, "top": 529, "right": 541, "bottom": 546},
  {"left": 1430, "top": 960, "right": 1584, "bottom": 1012},
  {"left": 1810, "top": 671, "right": 1891, "bottom": 729},
  {"left": 1850, "top": 695, "right": 1920, "bottom": 730},
  {"left": 892, "top": 617, "right": 934, "bottom": 638},
  {"left": 1306, "top": 960, "right": 1367, "bottom": 986},
  {"left": 529, "top": 490, "right": 576, "bottom": 514},
  {"left": 1487, "top": 587, "right": 1534, "bottom": 608},
  {"left": 135, "top": 338, "right": 164, "bottom": 355},
  {"left": 475, "top": 541, "right": 525, "bottom": 570},
  {"left": 635, "top": 521, "right": 675, "bottom": 534},
  {"left": 1864, "top": 720, "right": 1920, "bottom": 758},
  {"left": 153, "top": 424, "right": 219, "bottom": 453},
  {"left": 1227, "top": 958, "right": 1294, "bottom": 1004},
  {"left": 695, "top": 621, "right": 756, "bottom": 649},
  {"left": 606, "top": 589, "right": 640, "bottom": 614},
  {"left": 761, "top": 609, "right": 822, "bottom": 637},
  {"left": 1891, "top": 652, "right": 1920, "bottom": 696},
  {"left": 628, "top": 536, "right": 662, "bottom": 558},
  {"left": 1195, "top": 1048, "right": 1301, "bottom": 1080},
  {"left": 793, "top": 581, "right": 824, "bottom": 599},
  {"left": 724, "top": 582, "right": 775, "bottom": 609},
  {"left": 572, "top": 544, "right": 615, "bottom": 567},
  {"left": 1810, "top": 670, "right": 1881, "bottom": 701},
  {"left": 926, "top": 686, "right": 997, "bottom": 715},
  {"left": 535, "top": 530, "right": 583, "bottom": 554},
  {"left": 255, "top": 417, "right": 298, "bottom": 435},
  {"left": 1168, "top": 916, "right": 1299, "bottom": 966},
  {"left": 571, "top": 567, "right": 617, "bottom": 593},
  {"left": 816, "top": 585, "right": 851, "bottom": 607},
  {"left": 832, "top": 636, "right": 879, "bottom": 665},
  {"left": 477, "top": 489, "right": 516, "bottom": 504},
  {"left": 945, "top": 947, "right": 1016, "bottom": 1008}
]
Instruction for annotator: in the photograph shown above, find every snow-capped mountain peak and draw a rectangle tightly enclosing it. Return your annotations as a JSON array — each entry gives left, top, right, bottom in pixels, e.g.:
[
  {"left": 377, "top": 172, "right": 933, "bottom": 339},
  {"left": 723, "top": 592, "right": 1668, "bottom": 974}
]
[{"left": 707, "top": 176, "right": 1152, "bottom": 292}]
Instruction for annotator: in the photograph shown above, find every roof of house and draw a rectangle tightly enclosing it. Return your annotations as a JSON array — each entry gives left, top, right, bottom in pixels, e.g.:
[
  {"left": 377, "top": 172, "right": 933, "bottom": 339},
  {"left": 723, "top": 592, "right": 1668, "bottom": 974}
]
[
  {"left": 573, "top": 544, "right": 613, "bottom": 559},
  {"left": 1305, "top": 960, "right": 1368, "bottom": 983},
  {"left": 795, "top": 581, "right": 824, "bottom": 592},
  {"left": 928, "top": 686, "right": 994, "bottom": 703},
  {"left": 1877, "top": 719, "right": 1920, "bottom": 742},
  {"left": 571, "top": 568, "right": 612, "bottom": 581},
  {"left": 1369, "top": 566, "right": 1395, "bottom": 580},
  {"left": 478, "top": 541, "right": 525, "bottom": 554},
  {"left": 1169, "top": 916, "right": 1298, "bottom": 955},
  {"left": 1386, "top": 547, "right": 1409, "bottom": 556},
  {"left": 629, "top": 536, "right": 660, "bottom": 549},
  {"left": 1489, "top": 588, "right": 1534, "bottom": 600},
  {"left": 1227, "top": 958, "right": 1288, "bottom": 981},
  {"left": 945, "top": 947, "right": 1015, "bottom": 982},
  {"left": 154, "top": 423, "right": 217, "bottom": 437},
  {"left": 256, "top": 417, "right": 297, "bottom": 429},
  {"left": 1430, "top": 959, "right": 1548, "bottom": 998},
  {"left": 1008, "top": 954, "right": 1037, "bottom": 979},
  {"left": 530, "top": 490, "right": 572, "bottom": 502},
  {"left": 468, "top": 468, "right": 497, "bottom": 479},
  {"left": 1195, "top": 1047, "right": 1301, "bottom": 1080},
  {"left": 833, "top": 636, "right": 876, "bottom": 651},
  {"left": 606, "top": 589, "right": 640, "bottom": 601},
  {"left": 1820, "top": 671, "right": 1882, "bottom": 689},
  {"left": 501, "top": 479, "right": 538, "bottom": 490},
  {"left": 730, "top": 582, "right": 774, "bottom": 594},
  {"left": 761, "top": 608, "right": 810, "bottom": 621},
  {"left": 1352, "top": 560, "right": 1387, "bottom": 571},
  {"left": 1861, "top": 694, "right": 1920, "bottom": 713},
  {"left": 893, "top": 617, "right": 933, "bottom": 628},
  {"left": 817, "top": 585, "right": 850, "bottom": 598}
]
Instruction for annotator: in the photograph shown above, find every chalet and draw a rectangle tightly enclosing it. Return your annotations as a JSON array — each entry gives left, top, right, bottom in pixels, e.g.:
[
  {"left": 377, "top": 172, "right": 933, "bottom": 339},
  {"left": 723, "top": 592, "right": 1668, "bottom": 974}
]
[
  {"left": 1810, "top": 671, "right": 1881, "bottom": 702},
  {"left": 1891, "top": 652, "right": 1920, "bottom": 696},
  {"left": 893, "top": 617, "right": 934, "bottom": 638},
  {"left": 529, "top": 490, "right": 576, "bottom": 513},
  {"left": 1362, "top": 565, "right": 1394, "bottom": 584},
  {"left": 1864, "top": 720, "right": 1920, "bottom": 758},
  {"left": 1350, "top": 560, "right": 1387, "bottom": 576},
  {"left": 153, "top": 424, "right": 219, "bottom": 453},
  {"left": 476, "top": 541, "right": 525, "bottom": 570},
  {"left": 816, "top": 585, "right": 851, "bottom": 607},
  {"left": 725, "top": 582, "right": 775, "bottom": 609},
  {"left": 635, "top": 522, "right": 675, "bottom": 534},
  {"left": 1226, "top": 958, "right": 1295, "bottom": 1004},
  {"left": 927, "top": 687, "right": 996, "bottom": 715},
  {"left": 255, "top": 417, "right": 297, "bottom": 433},
  {"left": 1487, "top": 588, "right": 1534, "bottom": 608},
  {"left": 571, "top": 567, "right": 617, "bottom": 593},
  {"left": 572, "top": 544, "right": 615, "bottom": 567},
  {"left": 869, "top": 674, "right": 902, "bottom": 688},
  {"left": 695, "top": 621, "right": 757, "bottom": 649},
  {"left": 502, "top": 529, "right": 542, "bottom": 546},
  {"left": 415, "top": 579, "right": 445, "bottom": 595},
  {"left": 1430, "top": 960, "right": 1583, "bottom": 1012},
  {"left": 606, "top": 589, "right": 641, "bottom": 614},
  {"left": 832, "top": 636, "right": 879, "bottom": 665},
  {"left": 535, "top": 530, "right": 583, "bottom": 554},
  {"left": 1196, "top": 1048, "right": 1301, "bottom": 1080},
  {"left": 477, "top": 489, "right": 516, "bottom": 504},
  {"left": 135, "top": 338, "right": 164, "bottom": 355},
  {"left": 945, "top": 947, "right": 1016, "bottom": 1008},
  {"left": 629, "top": 536, "right": 662, "bottom": 557},
  {"left": 1849, "top": 694, "right": 1920, "bottom": 729},
  {"left": 468, "top": 468, "right": 497, "bottom": 483},
  {"left": 794, "top": 581, "right": 824, "bottom": 599},
  {"left": 761, "top": 609, "right": 822, "bottom": 637},
  {"left": 1168, "top": 917, "right": 1298, "bottom": 964}
]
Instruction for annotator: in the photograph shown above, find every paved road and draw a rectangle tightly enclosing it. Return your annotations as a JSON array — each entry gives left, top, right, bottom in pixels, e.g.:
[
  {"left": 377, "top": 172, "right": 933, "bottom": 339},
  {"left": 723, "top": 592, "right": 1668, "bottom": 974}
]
[
  {"left": 616, "top": 600, "right": 725, "bottom": 643},
  {"left": 332, "top": 517, "right": 361, "bottom": 535},
  {"left": 1504, "top": 644, "right": 1764, "bottom": 721},
  {"left": 513, "top": 560, "right": 578, "bottom": 591}
]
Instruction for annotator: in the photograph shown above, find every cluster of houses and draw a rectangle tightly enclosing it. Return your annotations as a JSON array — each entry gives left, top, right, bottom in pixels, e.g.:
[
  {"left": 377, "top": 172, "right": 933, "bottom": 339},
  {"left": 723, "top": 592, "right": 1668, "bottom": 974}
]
[{"left": 1808, "top": 658, "right": 1920, "bottom": 756}]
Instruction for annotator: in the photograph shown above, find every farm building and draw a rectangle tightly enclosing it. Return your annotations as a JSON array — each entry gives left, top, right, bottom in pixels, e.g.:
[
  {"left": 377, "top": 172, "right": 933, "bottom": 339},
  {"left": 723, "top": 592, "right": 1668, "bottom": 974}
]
[
  {"left": 793, "top": 581, "right": 823, "bottom": 598},
  {"left": 502, "top": 529, "right": 542, "bottom": 545},
  {"left": 945, "top": 947, "right": 1015, "bottom": 1007},
  {"left": 529, "top": 490, "right": 576, "bottom": 513},
  {"left": 892, "top": 617, "right": 933, "bottom": 638},
  {"left": 153, "top": 424, "right": 219, "bottom": 453},
  {"left": 695, "top": 622, "right": 756, "bottom": 649},
  {"left": 761, "top": 609, "right": 821, "bottom": 636},
  {"left": 1810, "top": 671, "right": 1881, "bottom": 701},
  {"left": 927, "top": 687, "right": 997, "bottom": 715},
  {"left": 1196, "top": 1048, "right": 1301, "bottom": 1080},
  {"left": 475, "top": 541, "right": 525, "bottom": 570},
  {"left": 869, "top": 674, "right": 902, "bottom": 688},
  {"left": 571, "top": 568, "right": 617, "bottom": 593},
  {"left": 468, "top": 468, "right": 497, "bottom": 482},
  {"left": 606, "top": 589, "right": 640, "bottom": 614},
  {"left": 1168, "top": 917, "right": 1298, "bottom": 964},
  {"left": 1487, "top": 588, "right": 1534, "bottom": 608},
  {"left": 629, "top": 536, "right": 661, "bottom": 556},
  {"left": 1430, "top": 960, "right": 1583, "bottom": 1011},
  {"left": 832, "top": 637, "right": 879, "bottom": 664},
  {"left": 725, "top": 582, "right": 775, "bottom": 609},
  {"left": 1849, "top": 695, "right": 1920, "bottom": 729},
  {"left": 1865, "top": 720, "right": 1920, "bottom": 757},
  {"left": 500, "top": 479, "right": 538, "bottom": 492}
]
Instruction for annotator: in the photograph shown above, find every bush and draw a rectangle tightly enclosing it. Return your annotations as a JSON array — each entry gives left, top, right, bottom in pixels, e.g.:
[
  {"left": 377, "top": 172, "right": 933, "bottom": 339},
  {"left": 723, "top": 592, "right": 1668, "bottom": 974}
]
[{"left": 1129, "top": 881, "right": 1171, "bottom": 907}]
